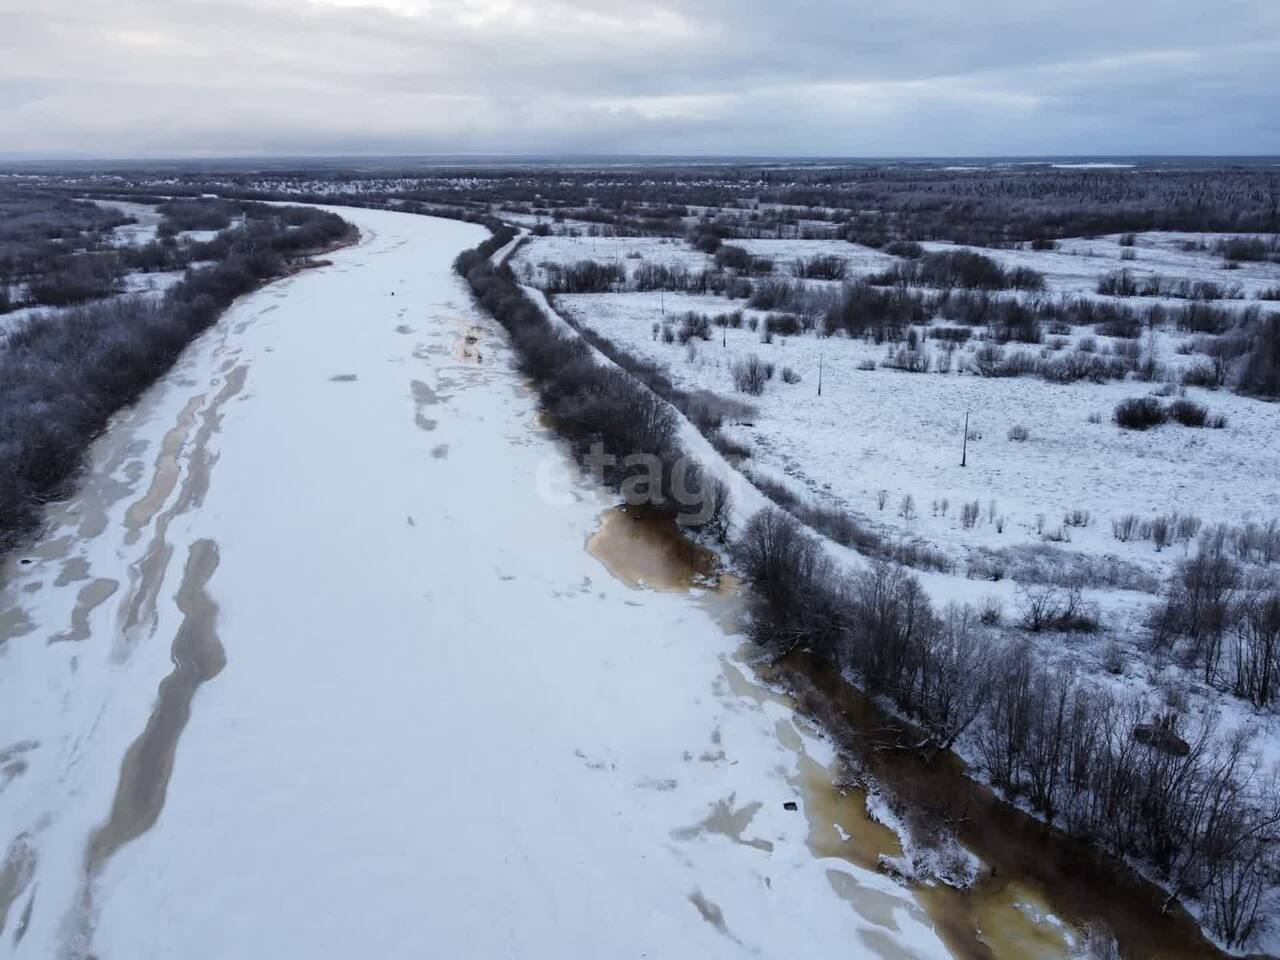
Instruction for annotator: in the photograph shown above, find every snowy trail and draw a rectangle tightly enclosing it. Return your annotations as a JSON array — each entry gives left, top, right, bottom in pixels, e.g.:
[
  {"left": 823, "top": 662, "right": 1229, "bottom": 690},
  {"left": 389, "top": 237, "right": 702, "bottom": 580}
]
[{"left": 0, "top": 208, "right": 952, "bottom": 959}]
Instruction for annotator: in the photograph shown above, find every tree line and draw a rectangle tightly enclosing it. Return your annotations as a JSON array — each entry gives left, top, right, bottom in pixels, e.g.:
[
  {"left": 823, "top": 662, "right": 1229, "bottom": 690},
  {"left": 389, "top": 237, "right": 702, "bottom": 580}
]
[{"left": 732, "top": 508, "right": 1279, "bottom": 949}]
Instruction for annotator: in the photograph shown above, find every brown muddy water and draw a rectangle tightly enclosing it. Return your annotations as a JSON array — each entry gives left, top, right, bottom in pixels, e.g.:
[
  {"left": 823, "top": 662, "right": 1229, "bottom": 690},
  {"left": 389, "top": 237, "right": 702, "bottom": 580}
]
[
  {"left": 587, "top": 505, "right": 724, "bottom": 593},
  {"left": 587, "top": 504, "right": 1226, "bottom": 960},
  {"left": 86, "top": 538, "right": 224, "bottom": 876}
]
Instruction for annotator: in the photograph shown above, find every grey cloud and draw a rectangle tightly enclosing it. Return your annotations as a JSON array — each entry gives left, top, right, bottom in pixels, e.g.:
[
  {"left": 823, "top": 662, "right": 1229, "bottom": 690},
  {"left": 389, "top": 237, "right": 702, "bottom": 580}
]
[{"left": 0, "top": 0, "right": 1275, "bottom": 156}]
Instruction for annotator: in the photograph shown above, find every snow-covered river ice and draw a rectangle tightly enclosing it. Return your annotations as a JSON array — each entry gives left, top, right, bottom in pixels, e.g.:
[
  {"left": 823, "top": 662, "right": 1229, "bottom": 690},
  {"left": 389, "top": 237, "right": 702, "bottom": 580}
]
[{"left": 0, "top": 208, "right": 962, "bottom": 959}]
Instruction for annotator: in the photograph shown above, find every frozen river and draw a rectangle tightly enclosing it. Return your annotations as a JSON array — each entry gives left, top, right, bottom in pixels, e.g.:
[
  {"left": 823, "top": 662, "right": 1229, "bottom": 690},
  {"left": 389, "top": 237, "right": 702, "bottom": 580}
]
[{"left": 0, "top": 208, "right": 952, "bottom": 959}]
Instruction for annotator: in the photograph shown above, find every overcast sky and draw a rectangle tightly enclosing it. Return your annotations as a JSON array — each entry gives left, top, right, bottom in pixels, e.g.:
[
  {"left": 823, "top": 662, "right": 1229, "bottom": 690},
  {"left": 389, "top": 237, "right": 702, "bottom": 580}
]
[{"left": 1, "top": 0, "right": 1277, "bottom": 158}]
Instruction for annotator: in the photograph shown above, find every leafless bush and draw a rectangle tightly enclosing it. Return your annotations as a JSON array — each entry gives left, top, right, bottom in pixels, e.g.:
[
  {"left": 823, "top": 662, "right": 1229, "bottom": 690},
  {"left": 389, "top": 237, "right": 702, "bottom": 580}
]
[
  {"left": 1231, "top": 591, "right": 1280, "bottom": 707},
  {"left": 676, "top": 467, "right": 732, "bottom": 543},
  {"left": 675, "top": 311, "right": 712, "bottom": 344},
  {"left": 885, "top": 345, "right": 931, "bottom": 373},
  {"left": 1167, "top": 398, "right": 1209, "bottom": 427},
  {"left": 1149, "top": 538, "right": 1242, "bottom": 683},
  {"left": 1239, "top": 314, "right": 1280, "bottom": 398},
  {"left": 731, "top": 353, "right": 771, "bottom": 395},
  {"left": 1114, "top": 396, "right": 1167, "bottom": 429},
  {"left": 1016, "top": 585, "right": 1099, "bottom": 632},
  {"left": 1064, "top": 509, "right": 1091, "bottom": 528},
  {"left": 1182, "top": 358, "right": 1228, "bottom": 389},
  {"left": 791, "top": 254, "right": 847, "bottom": 280},
  {"left": 732, "top": 509, "right": 840, "bottom": 654},
  {"left": 1113, "top": 514, "right": 1141, "bottom": 541}
]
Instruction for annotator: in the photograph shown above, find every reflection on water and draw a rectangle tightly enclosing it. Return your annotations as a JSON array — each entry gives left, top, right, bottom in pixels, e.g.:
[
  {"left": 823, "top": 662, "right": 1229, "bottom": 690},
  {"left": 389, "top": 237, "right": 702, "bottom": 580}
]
[
  {"left": 586, "top": 505, "right": 724, "bottom": 592},
  {"left": 587, "top": 503, "right": 1226, "bottom": 960}
]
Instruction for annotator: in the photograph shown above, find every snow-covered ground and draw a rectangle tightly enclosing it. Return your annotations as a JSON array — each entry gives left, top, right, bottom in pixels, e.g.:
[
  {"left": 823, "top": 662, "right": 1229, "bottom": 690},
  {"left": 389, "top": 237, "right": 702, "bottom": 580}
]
[
  {"left": 0, "top": 269, "right": 200, "bottom": 344},
  {"left": 99, "top": 201, "right": 163, "bottom": 247},
  {"left": 511, "top": 233, "right": 708, "bottom": 283},
  {"left": 556, "top": 291, "right": 1280, "bottom": 581},
  {"left": 0, "top": 208, "right": 960, "bottom": 959},
  {"left": 921, "top": 234, "right": 1280, "bottom": 300},
  {"left": 732, "top": 238, "right": 897, "bottom": 273},
  {"left": 512, "top": 227, "right": 1280, "bottom": 299}
]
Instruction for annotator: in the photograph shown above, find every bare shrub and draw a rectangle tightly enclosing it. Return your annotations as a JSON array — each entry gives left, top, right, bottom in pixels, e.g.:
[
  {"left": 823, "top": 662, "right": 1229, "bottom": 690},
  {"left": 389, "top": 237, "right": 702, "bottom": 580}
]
[
  {"left": 1064, "top": 509, "right": 1091, "bottom": 528},
  {"left": 791, "top": 255, "right": 847, "bottom": 280},
  {"left": 1007, "top": 424, "right": 1029, "bottom": 442},
  {"left": 676, "top": 467, "right": 732, "bottom": 543},
  {"left": 1151, "top": 514, "right": 1172, "bottom": 551},
  {"left": 1114, "top": 396, "right": 1167, "bottom": 429},
  {"left": 1167, "top": 398, "right": 1209, "bottom": 427},
  {"left": 885, "top": 345, "right": 931, "bottom": 373},
  {"left": 1182, "top": 359, "right": 1227, "bottom": 389},
  {"left": 732, "top": 509, "right": 840, "bottom": 654},
  {"left": 884, "top": 240, "right": 924, "bottom": 258},
  {"left": 675, "top": 311, "right": 711, "bottom": 344},
  {"left": 1113, "top": 514, "right": 1140, "bottom": 542},
  {"left": 748, "top": 278, "right": 794, "bottom": 310},
  {"left": 1239, "top": 314, "right": 1280, "bottom": 398},
  {"left": 1017, "top": 585, "right": 1099, "bottom": 633},
  {"left": 731, "top": 354, "right": 770, "bottom": 395}
]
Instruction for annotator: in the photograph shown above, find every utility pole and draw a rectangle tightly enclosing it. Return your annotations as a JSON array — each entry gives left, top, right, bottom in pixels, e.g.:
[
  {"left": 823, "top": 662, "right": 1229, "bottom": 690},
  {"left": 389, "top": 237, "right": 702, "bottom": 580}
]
[{"left": 961, "top": 410, "right": 969, "bottom": 467}]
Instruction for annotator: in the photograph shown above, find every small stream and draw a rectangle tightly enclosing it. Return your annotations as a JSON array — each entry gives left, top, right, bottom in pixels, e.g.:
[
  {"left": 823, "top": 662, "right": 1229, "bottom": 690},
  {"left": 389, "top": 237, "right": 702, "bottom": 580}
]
[{"left": 587, "top": 504, "right": 1223, "bottom": 960}]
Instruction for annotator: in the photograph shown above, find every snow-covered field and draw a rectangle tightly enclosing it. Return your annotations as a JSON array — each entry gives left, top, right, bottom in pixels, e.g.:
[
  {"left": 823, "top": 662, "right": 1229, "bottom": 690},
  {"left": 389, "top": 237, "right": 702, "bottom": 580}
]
[
  {"left": 0, "top": 208, "right": 961, "bottom": 959},
  {"left": 511, "top": 229, "right": 1280, "bottom": 586},
  {"left": 922, "top": 234, "right": 1280, "bottom": 300},
  {"left": 556, "top": 290, "right": 1280, "bottom": 580},
  {"left": 512, "top": 233, "right": 708, "bottom": 283},
  {"left": 511, "top": 227, "right": 1280, "bottom": 308},
  {"left": 101, "top": 201, "right": 162, "bottom": 247}
]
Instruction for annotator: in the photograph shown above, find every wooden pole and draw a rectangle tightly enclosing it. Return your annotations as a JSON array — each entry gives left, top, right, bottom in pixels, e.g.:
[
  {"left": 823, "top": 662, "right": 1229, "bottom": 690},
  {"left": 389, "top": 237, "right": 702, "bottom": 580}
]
[
  {"left": 961, "top": 410, "right": 969, "bottom": 467},
  {"left": 818, "top": 352, "right": 823, "bottom": 396}
]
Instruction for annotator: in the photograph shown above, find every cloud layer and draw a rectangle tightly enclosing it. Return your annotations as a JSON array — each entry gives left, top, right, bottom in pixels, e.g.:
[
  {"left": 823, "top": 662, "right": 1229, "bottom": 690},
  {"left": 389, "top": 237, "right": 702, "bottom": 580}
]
[{"left": 2, "top": 0, "right": 1277, "bottom": 156}]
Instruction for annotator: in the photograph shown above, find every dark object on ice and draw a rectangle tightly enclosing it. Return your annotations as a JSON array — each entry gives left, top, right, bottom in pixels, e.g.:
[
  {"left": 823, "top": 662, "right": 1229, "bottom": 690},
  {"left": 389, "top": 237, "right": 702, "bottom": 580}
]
[
  {"left": 1134, "top": 714, "right": 1191, "bottom": 756},
  {"left": 783, "top": 801, "right": 798, "bottom": 811}
]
